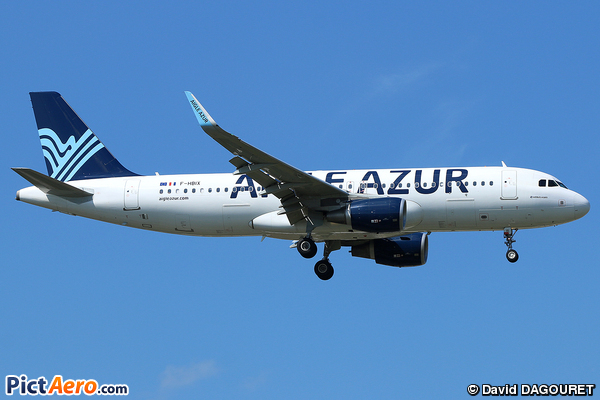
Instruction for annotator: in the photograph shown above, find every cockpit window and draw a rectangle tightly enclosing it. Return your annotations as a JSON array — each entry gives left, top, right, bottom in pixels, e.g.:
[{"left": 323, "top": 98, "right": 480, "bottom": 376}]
[{"left": 540, "top": 178, "right": 568, "bottom": 189}]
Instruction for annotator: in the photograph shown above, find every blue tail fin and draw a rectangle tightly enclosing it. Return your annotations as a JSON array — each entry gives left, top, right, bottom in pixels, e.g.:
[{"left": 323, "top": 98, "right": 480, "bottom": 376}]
[{"left": 30, "top": 91, "right": 138, "bottom": 181}]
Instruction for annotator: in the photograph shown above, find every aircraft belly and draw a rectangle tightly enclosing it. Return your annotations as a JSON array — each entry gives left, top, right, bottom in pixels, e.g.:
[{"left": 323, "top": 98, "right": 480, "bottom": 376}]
[{"left": 475, "top": 207, "right": 536, "bottom": 229}]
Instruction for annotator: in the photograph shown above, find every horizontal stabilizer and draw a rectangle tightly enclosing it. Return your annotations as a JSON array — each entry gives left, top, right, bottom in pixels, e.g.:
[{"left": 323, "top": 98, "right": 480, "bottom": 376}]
[{"left": 12, "top": 167, "right": 93, "bottom": 198}]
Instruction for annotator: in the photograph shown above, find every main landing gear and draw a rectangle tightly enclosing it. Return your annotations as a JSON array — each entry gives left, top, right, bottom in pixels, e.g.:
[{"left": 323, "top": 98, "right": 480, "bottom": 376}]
[
  {"left": 314, "top": 259, "right": 334, "bottom": 280},
  {"left": 504, "top": 228, "right": 519, "bottom": 263},
  {"left": 314, "top": 241, "right": 340, "bottom": 280},
  {"left": 295, "top": 237, "right": 338, "bottom": 280},
  {"left": 297, "top": 237, "right": 318, "bottom": 259}
]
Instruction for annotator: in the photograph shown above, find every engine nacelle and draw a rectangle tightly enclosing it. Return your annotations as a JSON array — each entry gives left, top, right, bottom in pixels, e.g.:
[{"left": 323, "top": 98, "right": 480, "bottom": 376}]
[
  {"left": 351, "top": 232, "right": 428, "bottom": 267},
  {"left": 326, "top": 197, "right": 406, "bottom": 233}
]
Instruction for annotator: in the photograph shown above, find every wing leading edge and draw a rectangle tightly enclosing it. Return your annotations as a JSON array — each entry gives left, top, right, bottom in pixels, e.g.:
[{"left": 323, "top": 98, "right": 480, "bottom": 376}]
[{"left": 184, "top": 92, "right": 349, "bottom": 225}]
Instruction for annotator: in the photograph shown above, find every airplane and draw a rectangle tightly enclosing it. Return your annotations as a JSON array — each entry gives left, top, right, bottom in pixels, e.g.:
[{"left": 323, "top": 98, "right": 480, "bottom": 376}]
[{"left": 13, "top": 91, "right": 590, "bottom": 280}]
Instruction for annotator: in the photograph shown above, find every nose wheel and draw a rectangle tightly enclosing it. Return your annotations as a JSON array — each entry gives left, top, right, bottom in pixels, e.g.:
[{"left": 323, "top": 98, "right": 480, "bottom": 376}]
[
  {"left": 506, "top": 249, "right": 519, "bottom": 262},
  {"left": 504, "top": 228, "right": 519, "bottom": 263}
]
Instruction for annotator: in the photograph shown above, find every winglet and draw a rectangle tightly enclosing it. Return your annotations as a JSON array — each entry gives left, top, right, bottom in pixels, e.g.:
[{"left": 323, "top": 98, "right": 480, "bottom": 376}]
[{"left": 185, "top": 91, "right": 217, "bottom": 127}]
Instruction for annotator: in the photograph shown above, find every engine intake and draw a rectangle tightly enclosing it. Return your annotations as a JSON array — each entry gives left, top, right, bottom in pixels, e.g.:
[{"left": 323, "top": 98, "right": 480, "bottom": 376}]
[
  {"left": 351, "top": 232, "right": 428, "bottom": 267},
  {"left": 327, "top": 197, "right": 406, "bottom": 233}
]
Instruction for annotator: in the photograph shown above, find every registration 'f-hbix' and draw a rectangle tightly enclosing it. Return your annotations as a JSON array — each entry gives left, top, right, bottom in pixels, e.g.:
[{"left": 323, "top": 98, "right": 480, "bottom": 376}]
[{"left": 14, "top": 92, "right": 590, "bottom": 280}]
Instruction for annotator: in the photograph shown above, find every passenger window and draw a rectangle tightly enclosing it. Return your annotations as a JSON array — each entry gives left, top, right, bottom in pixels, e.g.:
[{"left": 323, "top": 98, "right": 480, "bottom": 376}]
[
  {"left": 160, "top": 189, "right": 163, "bottom": 194},
  {"left": 208, "top": 188, "right": 212, "bottom": 193},
  {"left": 168, "top": 189, "right": 171, "bottom": 194},
  {"left": 539, "top": 179, "right": 547, "bottom": 187},
  {"left": 490, "top": 181, "right": 493, "bottom": 186},
  {"left": 481, "top": 181, "right": 485, "bottom": 186},
  {"left": 548, "top": 180, "right": 558, "bottom": 187},
  {"left": 225, "top": 187, "right": 229, "bottom": 192},
  {"left": 473, "top": 182, "right": 477, "bottom": 186},
  {"left": 184, "top": 188, "right": 188, "bottom": 193},
  {"left": 464, "top": 181, "right": 468, "bottom": 186},
  {"left": 217, "top": 188, "right": 220, "bottom": 192},
  {"left": 192, "top": 188, "right": 196, "bottom": 193}
]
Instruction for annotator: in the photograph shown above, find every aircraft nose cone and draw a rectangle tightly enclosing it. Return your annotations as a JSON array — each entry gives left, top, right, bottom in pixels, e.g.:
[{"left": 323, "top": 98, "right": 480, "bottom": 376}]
[{"left": 573, "top": 193, "right": 590, "bottom": 220}]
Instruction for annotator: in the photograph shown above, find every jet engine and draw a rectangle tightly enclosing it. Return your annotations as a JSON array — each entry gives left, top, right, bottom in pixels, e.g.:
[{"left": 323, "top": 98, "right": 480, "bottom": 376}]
[
  {"left": 351, "top": 232, "right": 428, "bottom": 267},
  {"left": 326, "top": 198, "right": 406, "bottom": 233}
]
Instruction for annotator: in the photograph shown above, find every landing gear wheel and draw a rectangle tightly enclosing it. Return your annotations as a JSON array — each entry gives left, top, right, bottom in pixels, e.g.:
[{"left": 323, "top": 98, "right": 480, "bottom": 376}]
[
  {"left": 503, "top": 228, "right": 519, "bottom": 263},
  {"left": 297, "top": 237, "right": 318, "bottom": 259},
  {"left": 314, "top": 259, "right": 334, "bottom": 280},
  {"left": 506, "top": 249, "right": 519, "bottom": 263}
]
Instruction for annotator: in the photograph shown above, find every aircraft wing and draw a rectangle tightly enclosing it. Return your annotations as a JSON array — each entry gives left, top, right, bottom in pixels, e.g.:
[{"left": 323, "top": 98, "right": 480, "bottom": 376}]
[{"left": 185, "top": 92, "right": 350, "bottom": 224}]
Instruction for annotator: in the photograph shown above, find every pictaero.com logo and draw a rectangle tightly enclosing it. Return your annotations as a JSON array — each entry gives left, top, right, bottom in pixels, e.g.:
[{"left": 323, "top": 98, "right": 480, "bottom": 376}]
[
  {"left": 467, "top": 383, "right": 595, "bottom": 396},
  {"left": 5, "top": 375, "right": 129, "bottom": 396}
]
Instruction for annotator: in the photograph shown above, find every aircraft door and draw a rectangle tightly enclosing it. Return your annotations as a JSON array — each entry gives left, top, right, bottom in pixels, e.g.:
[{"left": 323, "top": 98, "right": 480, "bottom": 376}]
[
  {"left": 124, "top": 179, "right": 141, "bottom": 210},
  {"left": 175, "top": 214, "right": 193, "bottom": 232},
  {"left": 501, "top": 170, "right": 517, "bottom": 199}
]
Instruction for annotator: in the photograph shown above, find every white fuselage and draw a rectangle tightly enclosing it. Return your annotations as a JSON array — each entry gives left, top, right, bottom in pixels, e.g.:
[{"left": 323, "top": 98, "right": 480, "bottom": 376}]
[{"left": 16, "top": 166, "right": 589, "bottom": 242}]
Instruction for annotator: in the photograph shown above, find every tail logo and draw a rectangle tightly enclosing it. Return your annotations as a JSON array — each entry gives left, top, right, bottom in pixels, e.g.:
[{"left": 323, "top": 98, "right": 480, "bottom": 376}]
[{"left": 39, "top": 128, "right": 105, "bottom": 181}]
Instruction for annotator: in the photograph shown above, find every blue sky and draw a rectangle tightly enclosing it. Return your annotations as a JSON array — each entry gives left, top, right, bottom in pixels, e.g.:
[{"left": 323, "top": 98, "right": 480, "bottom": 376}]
[{"left": 1, "top": 2, "right": 598, "bottom": 399}]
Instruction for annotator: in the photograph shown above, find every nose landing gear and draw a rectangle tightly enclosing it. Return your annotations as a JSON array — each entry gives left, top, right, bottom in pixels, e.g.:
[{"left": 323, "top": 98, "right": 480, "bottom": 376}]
[{"left": 504, "top": 228, "right": 519, "bottom": 263}]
